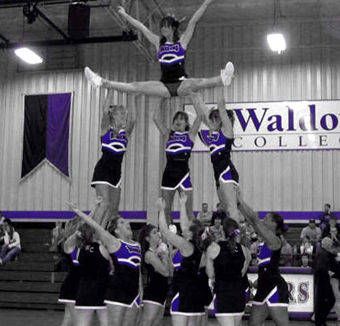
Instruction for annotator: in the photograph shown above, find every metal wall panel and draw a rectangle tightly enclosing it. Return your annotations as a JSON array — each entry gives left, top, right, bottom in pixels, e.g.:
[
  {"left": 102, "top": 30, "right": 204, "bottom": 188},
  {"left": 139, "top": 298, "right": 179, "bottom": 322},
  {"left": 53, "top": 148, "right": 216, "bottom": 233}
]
[{"left": 0, "top": 21, "right": 339, "bottom": 218}]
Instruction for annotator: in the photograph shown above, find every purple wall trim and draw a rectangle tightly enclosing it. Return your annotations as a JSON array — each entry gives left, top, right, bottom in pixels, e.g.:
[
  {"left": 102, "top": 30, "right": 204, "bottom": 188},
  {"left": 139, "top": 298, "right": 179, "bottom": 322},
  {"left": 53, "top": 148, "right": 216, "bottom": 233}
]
[
  {"left": 288, "top": 312, "right": 313, "bottom": 320},
  {"left": 257, "top": 211, "right": 340, "bottom": 220},
  {"left": 1, "top": 211, "right": 147, "bottom": 220},
  {"left": 174, "top": 211, "right": 340, "bottom": 220},
  {"left": 248, "top": 266, "right": 313, "bottom": 274},
  {"left": 1, "top": 211, "right": 339, "bottom": 222}
]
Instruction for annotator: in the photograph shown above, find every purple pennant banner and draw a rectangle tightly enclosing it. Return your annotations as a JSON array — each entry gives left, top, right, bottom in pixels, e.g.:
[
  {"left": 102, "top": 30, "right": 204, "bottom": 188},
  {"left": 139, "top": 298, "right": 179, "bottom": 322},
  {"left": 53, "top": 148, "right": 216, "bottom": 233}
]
[
  {"left": 21, "top": 93, "right": 71, "bottom": 178},
  {"left": 46, "top": 93, "right": 71, "bottom": 176}
]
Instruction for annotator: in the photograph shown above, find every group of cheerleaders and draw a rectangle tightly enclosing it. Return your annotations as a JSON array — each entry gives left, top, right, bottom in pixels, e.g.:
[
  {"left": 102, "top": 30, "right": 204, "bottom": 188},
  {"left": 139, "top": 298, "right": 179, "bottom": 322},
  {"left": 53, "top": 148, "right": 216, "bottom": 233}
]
[{"left": 58, "top": 1, "right": 289, "bottom": 326}]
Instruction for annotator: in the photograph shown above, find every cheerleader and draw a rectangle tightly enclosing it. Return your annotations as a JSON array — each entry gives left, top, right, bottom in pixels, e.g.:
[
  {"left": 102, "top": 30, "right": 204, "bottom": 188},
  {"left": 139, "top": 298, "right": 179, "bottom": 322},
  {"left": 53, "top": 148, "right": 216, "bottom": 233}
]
[
  {"left": 74, "top": 223, "right": 111, "bottom": 326},
  {"left": 91, "top": 92, "right": 136, "bottom": 226},
  {"left": 158, "top": 193, "right": 208, "bottom": 326},
  {"left": 85, "top": 1, "right": 234, "bottom": 98},
  {"left": 198, "top": 93, "right": 241, "bottom": 223},
  {"left": 58, "top": 224, "right": 82, "bottom": 326},
  {"left": 236, "top": 190, "right": 289, "bottom": 326},
  {"left": 206, "top": 218, "right": 251, "bottom": 326},
  {"left": 153, "top": 93, "right": 204, "bottom": 223},
  {"left": 68, "top": 202, "right": 141, "bottom": 326},
  {"left": 139, "top": 224, "right": 170, "bottom": 326}
]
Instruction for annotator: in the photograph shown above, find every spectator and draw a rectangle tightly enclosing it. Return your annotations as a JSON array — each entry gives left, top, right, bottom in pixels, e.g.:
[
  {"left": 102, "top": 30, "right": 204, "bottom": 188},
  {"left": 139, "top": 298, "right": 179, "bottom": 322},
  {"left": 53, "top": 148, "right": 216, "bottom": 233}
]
[
  {"left": 196, "top": 203, "right": 213, "bottom": 226},
  {"left": 211, "top": 202, "right": 227, "bottom": 226},
  {"left": 300, "top": 219, "right": 321, "bottom": 244},
  {"left": 280, "top": 236, "right": 293, "bottom": 266},
  {"left": 313, "top": 237, "right": 339, "bottom": 326},
  {"left": 301, "top": 254, "right": 310, "bottom": 267},
  {"left": 322, "top": 216, "right": 340, "bottom": 241},
  {"left": 319, "top": 203, "right": 335, "bottom": 232},
  {"left": 209, "top": 217, "right": 224, "bottom": 242},
  {"left": 300, "top": 236, "right": 315, "bottom": 261},
  {"left": 0, "top": 218, "right": 21, "bottom": 265},
  {"left": 292, "top": 243, "right": 300, "bottom": 266}
]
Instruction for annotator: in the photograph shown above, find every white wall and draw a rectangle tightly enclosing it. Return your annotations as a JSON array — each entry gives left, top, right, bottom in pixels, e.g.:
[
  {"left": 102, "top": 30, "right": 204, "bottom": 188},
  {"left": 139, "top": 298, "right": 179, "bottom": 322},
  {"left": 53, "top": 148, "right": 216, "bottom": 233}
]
[{"left": 0, "top": 20, "right": 339, "bottom": 220}]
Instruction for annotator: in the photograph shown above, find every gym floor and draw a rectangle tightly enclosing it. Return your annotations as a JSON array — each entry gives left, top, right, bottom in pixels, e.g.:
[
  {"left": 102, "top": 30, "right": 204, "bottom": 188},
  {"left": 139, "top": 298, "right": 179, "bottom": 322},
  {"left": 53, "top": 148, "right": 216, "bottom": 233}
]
[{"left": 0, "top": 310, "right": 327, "bottom": 326}]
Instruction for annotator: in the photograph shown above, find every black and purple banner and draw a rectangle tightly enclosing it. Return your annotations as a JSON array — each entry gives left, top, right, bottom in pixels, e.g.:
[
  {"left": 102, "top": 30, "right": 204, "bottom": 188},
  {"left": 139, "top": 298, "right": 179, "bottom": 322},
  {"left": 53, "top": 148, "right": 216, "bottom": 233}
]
[{"left": 21, "top": 93, "right": 71, "bottom": 178}]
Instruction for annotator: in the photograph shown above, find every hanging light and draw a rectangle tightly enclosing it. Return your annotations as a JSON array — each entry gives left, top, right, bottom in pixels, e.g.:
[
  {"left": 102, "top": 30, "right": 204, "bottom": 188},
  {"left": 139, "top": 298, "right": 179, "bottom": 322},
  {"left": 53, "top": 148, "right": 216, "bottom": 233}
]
[
  {"left": 267, "top": 0, "right": 287, "bottom": 54},
  {"left": 267, "top": 33, "right": 286, "bottom": 54},
  {"left": 14, "top": 47, "right": 43, "bottom": 64}
]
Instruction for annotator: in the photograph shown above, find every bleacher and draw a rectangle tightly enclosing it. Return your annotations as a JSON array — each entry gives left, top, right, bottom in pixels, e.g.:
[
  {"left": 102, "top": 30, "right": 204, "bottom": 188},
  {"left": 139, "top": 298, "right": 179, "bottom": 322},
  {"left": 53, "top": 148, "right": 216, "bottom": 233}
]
[
  {"left": 0, "top": 222, "right": 304, "bottom": 311},
  {"left": 0, "top": 224, "right": 65, "bottom": 310}
]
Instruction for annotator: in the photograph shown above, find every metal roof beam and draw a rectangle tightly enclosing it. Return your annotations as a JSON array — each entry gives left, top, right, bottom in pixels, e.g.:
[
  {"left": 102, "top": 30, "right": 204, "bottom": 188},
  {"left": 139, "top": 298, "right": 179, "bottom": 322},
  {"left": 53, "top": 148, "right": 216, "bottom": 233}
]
[{"left": 0, "top": 33, "right": 138, "bottom": 49}]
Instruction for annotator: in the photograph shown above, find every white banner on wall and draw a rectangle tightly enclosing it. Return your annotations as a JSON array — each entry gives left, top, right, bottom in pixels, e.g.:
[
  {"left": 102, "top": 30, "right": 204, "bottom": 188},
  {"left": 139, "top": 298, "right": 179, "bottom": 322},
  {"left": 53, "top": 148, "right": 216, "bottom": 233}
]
[
  {"left": 184, "top": 100, "right": 340, "bottom": 151},
  {"left": 248, "top": 273, "right": 314, "bottom": 313}
]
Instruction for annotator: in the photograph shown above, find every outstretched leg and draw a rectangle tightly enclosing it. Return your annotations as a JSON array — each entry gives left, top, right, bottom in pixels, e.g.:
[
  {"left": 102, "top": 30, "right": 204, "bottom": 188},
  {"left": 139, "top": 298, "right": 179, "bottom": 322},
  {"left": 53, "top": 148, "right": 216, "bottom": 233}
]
[
  {"left": 218, "top": 183, "right": 242, "bottom": 223},
  {"left": 178, "top": 62, "right": 234, "bottom": 96},
  {"left": 85, "top": 67, "right": 170, "bottom": 98},
  {"left": 93, "top": 184, "right": 114, "bottom": 226},
  {"left": 85, "top": 62, "right": 234, "bottom": 98},
  {"left": 161, "top": 189, "right": 176, "bottom": 224},
  {"left": 178, "top": 189, "right": 194, "bottom": 221}
]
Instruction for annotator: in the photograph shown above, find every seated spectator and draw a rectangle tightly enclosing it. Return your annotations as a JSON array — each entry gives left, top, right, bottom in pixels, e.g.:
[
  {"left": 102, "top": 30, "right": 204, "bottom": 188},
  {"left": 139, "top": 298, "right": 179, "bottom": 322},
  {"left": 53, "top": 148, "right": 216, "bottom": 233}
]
[
  {"left": 209, "top": 217, "right": 224, "bottom": 242},
  {"left": 299, "top": 236, "right": 315, "bottom": 262},
  {"left": 211, "top": 203, "right": 227, "bottom": 226},
  {"left": 301, "top": 254, "right": 310, "bottom": 268},
  {"left": 0, "top": 218, "right": 21, "bottom": 265},
  {"left": 280, "top": 236, "right": 293, "bottom": 266},
  {"left": 197, "top": 203, "right": 213, "bottom": 226},
  {"left": 292, "top": 243, "right": 300, "bottom": 266},
  {"left": 322, "top": 216, "right": 340, "bottom": 241},
  {"left": 49, "top": 221, "right": 64, "bottom": 252},
  {"left": 300, "top": 219, "right": 321, "bottom": 244},
  {"left": 319, "top": 203, "right": 335, "bottom": 233}
]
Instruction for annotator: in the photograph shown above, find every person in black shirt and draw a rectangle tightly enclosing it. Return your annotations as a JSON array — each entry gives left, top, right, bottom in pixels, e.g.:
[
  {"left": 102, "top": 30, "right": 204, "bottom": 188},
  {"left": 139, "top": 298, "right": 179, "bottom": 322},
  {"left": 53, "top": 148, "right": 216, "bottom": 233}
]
[
  {"left": 314, "top": 237, "right": 340, "bottom": 326},
  {"left": 211, "top": 203, "right": 228, "bottom": 225},
  {"left": 139, "top": 224, "right": 170, "bottom": 326},
  {"left": 206, "top": 218, "right": 251, "bottom": 326}
]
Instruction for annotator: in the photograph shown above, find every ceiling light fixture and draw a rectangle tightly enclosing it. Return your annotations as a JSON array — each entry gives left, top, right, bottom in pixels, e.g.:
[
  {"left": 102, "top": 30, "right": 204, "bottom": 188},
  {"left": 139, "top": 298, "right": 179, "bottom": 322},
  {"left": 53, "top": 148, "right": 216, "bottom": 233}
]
[
  {"left": 14, "top": 47, "right": 43, "bottom": 64},
  {"left": 267, "top": 0, "right": 286, "bottom": 54}
]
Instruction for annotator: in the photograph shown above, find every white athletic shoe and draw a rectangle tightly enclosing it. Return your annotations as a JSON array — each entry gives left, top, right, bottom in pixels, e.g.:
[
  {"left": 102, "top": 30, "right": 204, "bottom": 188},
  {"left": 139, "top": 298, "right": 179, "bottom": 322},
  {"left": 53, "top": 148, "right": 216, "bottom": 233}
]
[
  {"left": 84, "top": 66, "right": 103, "bottom": 88},
  {"left": 220, "top": 61, "right": 234, "bottom": 86},
  {"left": 169, "top": 224, "right": 177, "bottom": 234}
]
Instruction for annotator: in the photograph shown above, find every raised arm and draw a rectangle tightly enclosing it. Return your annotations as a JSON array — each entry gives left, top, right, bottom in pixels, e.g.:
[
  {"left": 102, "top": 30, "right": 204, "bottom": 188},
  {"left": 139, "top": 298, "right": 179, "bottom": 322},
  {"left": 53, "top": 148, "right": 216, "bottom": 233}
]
[
  {"left": 145, "top": 250, "right": 170, "bottom": 277},
  {"left": 117, "top": 6, "right": 159, "bottom": 49},
  {"left": 67, "top": 202, "right": 121, "bottom": 253},
  {"left": 101, "top": 91, "right": 115, "bottom": 135},
  {"left": 153, "top": 99, "right": 169, "bottom": 136},
  {"left": 126, "top": 97, "right": 137, "bottom": 137},
  {"left": 191, "top": 94, "right": 213, "bottom": 130},
  {"left": 157, "top": 198, "right": 193, "bottom": 257},
  {"left": 241, "top": 245, "right": 251, "bottom": 276},
  {"left": 205, "top": 242, "right": 219, "bottom": 280},
  {"left": 236, "top": 191, "right": 281, "bottom": 251},
  {"left": 63, "top": 231, "right": 80, "bottom": 254},
  {"left": 189, "top": 93, "right": 204, "bottom": 139},
  {"left": 180, "top": 0, "right": 215, "bottom": 48},
  {"left": 217, "top": 96, "right": 234, "bottom": 139}
]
